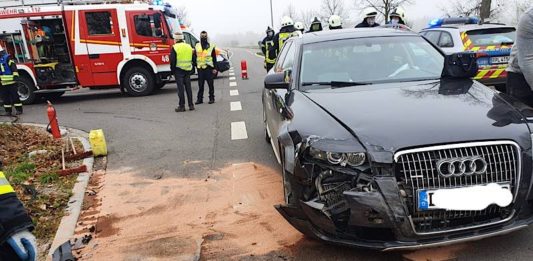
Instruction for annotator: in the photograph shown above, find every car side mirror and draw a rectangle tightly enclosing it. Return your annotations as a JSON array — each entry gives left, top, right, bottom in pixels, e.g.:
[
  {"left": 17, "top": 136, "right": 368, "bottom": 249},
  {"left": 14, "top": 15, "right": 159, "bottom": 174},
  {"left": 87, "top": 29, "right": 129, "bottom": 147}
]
[
  {"left": 265, "top": 72, "right": 290, "bottom": 89},
  {"left": 442, "top": 52, "right": 479, "bottom": 79}
]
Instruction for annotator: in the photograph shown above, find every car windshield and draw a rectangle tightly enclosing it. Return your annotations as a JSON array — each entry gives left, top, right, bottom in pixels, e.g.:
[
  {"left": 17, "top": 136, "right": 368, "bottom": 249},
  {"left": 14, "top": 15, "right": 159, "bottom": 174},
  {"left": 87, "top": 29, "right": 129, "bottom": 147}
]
[
  {"left": 300, "top": 36, "right": 444, "bottom": 88},
  {"left": 466, "top": 28, "right": 516, "bottom": 46}
]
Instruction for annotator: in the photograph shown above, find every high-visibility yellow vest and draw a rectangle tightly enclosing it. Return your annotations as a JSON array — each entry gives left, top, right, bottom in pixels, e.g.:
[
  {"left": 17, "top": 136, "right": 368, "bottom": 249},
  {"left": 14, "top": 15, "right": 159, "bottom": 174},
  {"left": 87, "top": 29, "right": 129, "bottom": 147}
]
[
  {"left": 0, "top": 59, "right": 18, "bottom": 86},
  {"left": 0, "top": 171, "right": 15, "bottom": 195},
  {"left": 173, "top": 42, "right": 193, "bottom": 71},
  {"left": 195, "top": 43, "right": 216, "bottom": 69},
  {"left": 278, "top": 32, "right": 292, "bottom": 53},
  {"left": 265, "top": 40, "right": 276, "bottom": 64}
]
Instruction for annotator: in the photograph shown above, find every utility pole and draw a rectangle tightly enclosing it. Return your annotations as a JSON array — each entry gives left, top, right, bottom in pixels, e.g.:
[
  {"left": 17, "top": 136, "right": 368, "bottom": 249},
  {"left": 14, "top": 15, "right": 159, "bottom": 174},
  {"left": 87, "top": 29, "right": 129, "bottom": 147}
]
[
  {"left": 480, "top": 0, "right": 492, "bottom": 23},
  {"left": 270, "top": 0, "right": 274, "bottom": 29}
]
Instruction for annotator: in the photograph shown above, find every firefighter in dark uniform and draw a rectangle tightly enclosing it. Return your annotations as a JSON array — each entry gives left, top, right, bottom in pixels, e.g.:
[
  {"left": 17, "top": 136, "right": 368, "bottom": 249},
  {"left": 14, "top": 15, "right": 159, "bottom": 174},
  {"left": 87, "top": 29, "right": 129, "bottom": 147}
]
[
  {"left": 195, "top": 31, "right": 218, "bottom": 105},
  {"left": 355, "top": 8, "right": 380, "bottom": 28},
  {"left": 170, "top": 31, "right": 195, "bottom": 112},
  {"left": 0, "top": 46, "right": 22, "bottom": 116},
  {"left": 273, "top": 16, "right": 296, "bottom": 57},
  {"left": 261, "top": 27, "right": 276, "bottom": 72},
  {"left": 307, "top": 17, "right": 323, "bottom": 33},
  {"left": 0, "top": 161, "right": 37, "bottom": 261}
]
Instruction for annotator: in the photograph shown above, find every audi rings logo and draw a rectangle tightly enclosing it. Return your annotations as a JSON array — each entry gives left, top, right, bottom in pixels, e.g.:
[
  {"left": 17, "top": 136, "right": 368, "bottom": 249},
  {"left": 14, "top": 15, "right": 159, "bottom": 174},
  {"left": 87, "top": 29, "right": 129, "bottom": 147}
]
[{"left": 436, "top": 156, "right": 488, "bottom": 177}]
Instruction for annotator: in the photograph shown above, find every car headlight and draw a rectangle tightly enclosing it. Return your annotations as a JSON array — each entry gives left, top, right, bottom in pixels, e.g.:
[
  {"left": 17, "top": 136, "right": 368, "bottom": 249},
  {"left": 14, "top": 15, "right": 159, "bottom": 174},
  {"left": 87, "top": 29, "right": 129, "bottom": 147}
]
[{"left": 309, "top": 147, "right": 366, "bottom": 167}]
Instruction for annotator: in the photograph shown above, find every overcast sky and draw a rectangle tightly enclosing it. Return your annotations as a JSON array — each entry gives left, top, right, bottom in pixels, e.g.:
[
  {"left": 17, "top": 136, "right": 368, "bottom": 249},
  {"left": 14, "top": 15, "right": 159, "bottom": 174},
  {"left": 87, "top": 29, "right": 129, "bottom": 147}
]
[{"left": 170, "top": 0, "right": 445, "bottom": 36}]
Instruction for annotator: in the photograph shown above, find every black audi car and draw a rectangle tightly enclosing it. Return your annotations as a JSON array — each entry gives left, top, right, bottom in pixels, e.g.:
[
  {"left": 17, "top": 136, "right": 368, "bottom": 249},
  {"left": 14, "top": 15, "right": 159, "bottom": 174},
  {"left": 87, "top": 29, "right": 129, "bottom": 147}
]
[{"left": 262, "top": 28, "right": 533, "bottom": 250}]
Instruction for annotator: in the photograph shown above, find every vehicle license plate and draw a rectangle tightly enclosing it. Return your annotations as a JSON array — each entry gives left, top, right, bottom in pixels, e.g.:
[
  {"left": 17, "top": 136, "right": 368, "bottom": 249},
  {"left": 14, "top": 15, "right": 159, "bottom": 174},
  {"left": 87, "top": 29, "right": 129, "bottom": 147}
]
[
  {"left": 491, "top": 56, "right": 510, "bottom": 64},
  {"left": 418, "top": 183, "right": 511, "bottom": 211}
]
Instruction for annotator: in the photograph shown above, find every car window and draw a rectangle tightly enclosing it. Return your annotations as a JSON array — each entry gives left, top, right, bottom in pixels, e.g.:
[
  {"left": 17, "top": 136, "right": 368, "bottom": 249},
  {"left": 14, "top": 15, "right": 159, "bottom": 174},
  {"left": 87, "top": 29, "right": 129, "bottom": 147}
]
[
  {"left": 134, "top": 13, "right": 163, "bottom": 37},
  {"left": 300, "top": 36, "right": 444, "bottom": 87},
  {"left": 281, "top": 43, "right": 296, "bottom": 71},
  {"left": 183, "top": 32, "right": 193, "bottom": 46},
  {"left": 466, "top": 28, "right": 516, "bottom": 46},
  {"left": 275, "top": 41, "right": 292, "bottom": 71},
  {"left": 424, "top": 31, "right": 441, "bottom": 46},
  {"left": 86, "top": 12, "right": 113, "bottom": 35},
  {"left": 438, "top": 32, "right": 454, "bottom": 48}
]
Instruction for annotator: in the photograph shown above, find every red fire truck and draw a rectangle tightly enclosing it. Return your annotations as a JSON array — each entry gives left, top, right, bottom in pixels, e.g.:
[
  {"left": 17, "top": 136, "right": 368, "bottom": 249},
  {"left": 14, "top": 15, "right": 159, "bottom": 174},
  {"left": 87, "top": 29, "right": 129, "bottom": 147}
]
[{"left": 0, "top": 0, "right": 183, "bottom": 104}]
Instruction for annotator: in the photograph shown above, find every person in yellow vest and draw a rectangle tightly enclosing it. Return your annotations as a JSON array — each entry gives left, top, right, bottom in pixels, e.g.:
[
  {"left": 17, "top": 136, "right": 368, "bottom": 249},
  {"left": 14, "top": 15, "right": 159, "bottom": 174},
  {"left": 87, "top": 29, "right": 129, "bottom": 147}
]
[
  {"left": 195, "top": 31, "right": 218, "bottom": 104},
  {"left": 170, "top": 31, "right": 195, "bottom": 112},
  {"left": 0, "top": 46, "right": 22, "bottom": 116},
  {"left": 0, "top": 161, "right": 37, "bottom": 261},
  {"left": 273, "top": 16, "right": 296, "bottom": 57},
  {"left": 261, "top": 27, "right": 276, "bottom": 72}
]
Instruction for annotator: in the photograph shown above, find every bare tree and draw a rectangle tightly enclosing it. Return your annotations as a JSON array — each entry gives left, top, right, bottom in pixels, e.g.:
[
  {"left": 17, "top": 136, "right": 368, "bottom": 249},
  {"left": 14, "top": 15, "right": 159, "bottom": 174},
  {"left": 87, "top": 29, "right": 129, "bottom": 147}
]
[
  {"left": 353, "top": 0, "right": 413, "bottom": 23},
  {"left": 283, "top": 3, "right": 298, "bottom": 19},
  {"left": 441, "top": 0, "right": 506, "bottom": 21},
  {"left": 176, "top": 6, "right": 191, "bottom": 27},
  {"left": 300, "top": 9, "right": 319, "bottom": 28},
  {"left": 321, "top": 0, "right": 349, "bottom": 22}
]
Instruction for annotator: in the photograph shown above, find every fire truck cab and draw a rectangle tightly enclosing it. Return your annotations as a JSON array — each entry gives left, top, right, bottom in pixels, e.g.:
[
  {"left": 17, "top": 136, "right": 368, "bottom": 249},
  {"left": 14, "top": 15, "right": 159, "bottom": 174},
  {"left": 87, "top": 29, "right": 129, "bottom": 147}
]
[{"left": 0, "top": 0, "right": 181, "bottom": 104}]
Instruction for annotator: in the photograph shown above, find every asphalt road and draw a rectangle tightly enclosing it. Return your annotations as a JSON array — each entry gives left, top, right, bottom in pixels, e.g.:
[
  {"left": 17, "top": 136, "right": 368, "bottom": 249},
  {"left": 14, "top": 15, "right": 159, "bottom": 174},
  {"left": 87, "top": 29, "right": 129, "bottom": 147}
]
[{"left": 9, "top": 48, "right": 533, "bottom": 260}]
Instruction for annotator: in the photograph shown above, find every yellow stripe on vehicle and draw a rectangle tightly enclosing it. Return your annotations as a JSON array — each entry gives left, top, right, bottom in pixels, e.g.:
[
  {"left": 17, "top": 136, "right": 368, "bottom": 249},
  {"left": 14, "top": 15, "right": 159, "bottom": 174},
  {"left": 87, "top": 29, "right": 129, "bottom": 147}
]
[
  {"left": 486, "top": 46, "right": 496, "bottom": 50},
  {"left": 475, "top": 70, "right": 490, "bottom": 79},
  {"left": 490, "top": 69, "right": 505, "bottom": 79},
  {"left": 471, "top": 46, "right": 481, "bottom": 51}
]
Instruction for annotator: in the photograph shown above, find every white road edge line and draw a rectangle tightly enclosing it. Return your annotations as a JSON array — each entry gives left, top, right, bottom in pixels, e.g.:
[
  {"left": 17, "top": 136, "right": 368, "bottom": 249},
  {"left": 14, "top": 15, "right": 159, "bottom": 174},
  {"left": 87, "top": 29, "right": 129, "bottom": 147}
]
[
  {"left": 230, "top": 90, "right": 239, "bottom": 96},
  {"left": 231, "top": 121, "right": 248, "bottom": 140},
  {"left": 230, "top": 101, "right": 242, "bottom": 111},
  {"left": 230, "top": 82, "right": 237, "bottom": 87}
]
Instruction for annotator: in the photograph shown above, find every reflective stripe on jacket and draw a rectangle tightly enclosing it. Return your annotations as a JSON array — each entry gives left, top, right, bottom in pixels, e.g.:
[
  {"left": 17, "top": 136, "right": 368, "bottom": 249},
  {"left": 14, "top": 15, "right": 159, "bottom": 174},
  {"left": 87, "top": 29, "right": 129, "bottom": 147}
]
[
  {"left": 265, "top": 40, "right": 276, "bottom": 64},
  {"left": 173, "top": 42, "right": 193, "bottom": 71},
  {"left": 278, "top": 32, "right": 292, "bottom": 52},
  {"left": 0, "top": 172, "right": 15, "bottom": 195},
  {"left": 195, "top": 43, "right": 215, "bottom": 69},
  {"left": 0, "top": 55, "right": 18, "bottom": 86}
]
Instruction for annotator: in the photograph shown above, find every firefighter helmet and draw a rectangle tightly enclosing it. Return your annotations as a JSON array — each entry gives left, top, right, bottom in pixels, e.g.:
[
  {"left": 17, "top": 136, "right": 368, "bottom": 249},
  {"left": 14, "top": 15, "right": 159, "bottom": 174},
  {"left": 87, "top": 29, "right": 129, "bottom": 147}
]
[
  {"left": 390, "top": 7, "right": 406, "bottom": 21},
  {"left": 295, "top": 22, "right": 305, "bottom": 31},
  {"left": 364, "top": 8, "right": 378, "bottom": 19},
  {"left": 281, "top": 16, "right": 294, "bottom": 27},
  {"left": 328, "top": 15, "right": 342, "bottom": 29}
]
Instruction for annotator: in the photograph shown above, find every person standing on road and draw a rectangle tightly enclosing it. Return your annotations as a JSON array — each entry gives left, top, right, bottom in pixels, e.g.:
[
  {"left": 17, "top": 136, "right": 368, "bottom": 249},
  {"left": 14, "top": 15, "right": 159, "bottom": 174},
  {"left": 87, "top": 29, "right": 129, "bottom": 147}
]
[
  {"left": 355, "top": 8, "right": 380, "bottom": 28},
  {"left": 261, "top": 27, "right": 276, "bottom": 72},
  {"left": 195, "top": 31, "right": 218, "bottom": 105},
  {"left": 328, "top": 15, "right": 343, "bottom": 30},
  {"left": 307, "top": 17, "right": 323, "bottom": 33},
  {"left": 0, "top": 161, "right": 37, "bottom": 261},
  {"left": 0, "top": 46, "right": 22, "bottom": 116},
  {"left": 273, "top": 16, "right": 296, "bottom": 56},
  {"left": 506, "top": 7, "right": 533, "bottom": 107},
  {"left": 170, "top": 31, "right": 195, "bottom": 112}
]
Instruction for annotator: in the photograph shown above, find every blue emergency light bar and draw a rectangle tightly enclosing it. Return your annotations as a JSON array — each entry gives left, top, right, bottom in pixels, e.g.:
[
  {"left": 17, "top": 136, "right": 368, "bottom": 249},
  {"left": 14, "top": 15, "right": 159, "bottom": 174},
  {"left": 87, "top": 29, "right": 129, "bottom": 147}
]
[{"left": 428, "top": 17, "right": 480, "bottom": 28}]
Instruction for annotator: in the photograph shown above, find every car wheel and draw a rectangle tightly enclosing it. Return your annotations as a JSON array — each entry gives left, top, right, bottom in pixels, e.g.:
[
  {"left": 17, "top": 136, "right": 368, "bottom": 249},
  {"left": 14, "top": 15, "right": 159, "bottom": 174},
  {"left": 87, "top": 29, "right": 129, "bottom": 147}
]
[
  {"left": 495, "top": 84, "right": 506, "bottom": 93},
  {"left": 122, "top": 67, "right": 155, "bottom": 96},
  {"left": 17, "top": 75, "right": 37, "bottom": 105}
]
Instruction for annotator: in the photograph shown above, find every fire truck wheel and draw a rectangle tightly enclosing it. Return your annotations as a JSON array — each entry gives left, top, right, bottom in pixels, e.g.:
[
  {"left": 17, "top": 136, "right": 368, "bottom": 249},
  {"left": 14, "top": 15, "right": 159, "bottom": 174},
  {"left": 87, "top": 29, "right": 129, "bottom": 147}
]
[
  {"left": 122, "top": 67, "right": 155, "bottom": 96},
  {"left": 17, "top": 75, "right": 37, "bottom": 105}
]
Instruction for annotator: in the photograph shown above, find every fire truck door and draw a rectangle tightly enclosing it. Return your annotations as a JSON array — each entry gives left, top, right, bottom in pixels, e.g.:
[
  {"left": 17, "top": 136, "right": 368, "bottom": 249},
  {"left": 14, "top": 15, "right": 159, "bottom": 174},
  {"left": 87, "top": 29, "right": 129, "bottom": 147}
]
[
  {"left": 127, "top": 10, "right": 172, "bottom": 66},
  {"left": 79, "top": 9, "right": 123, "bottom": 85}
]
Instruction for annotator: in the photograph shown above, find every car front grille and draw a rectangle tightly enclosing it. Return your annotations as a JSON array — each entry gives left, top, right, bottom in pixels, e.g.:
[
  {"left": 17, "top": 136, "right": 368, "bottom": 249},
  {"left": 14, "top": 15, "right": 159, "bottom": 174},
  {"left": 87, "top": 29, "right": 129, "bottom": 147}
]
[{"left": 394, "top": 141, "right": 520, "bottom": 235}]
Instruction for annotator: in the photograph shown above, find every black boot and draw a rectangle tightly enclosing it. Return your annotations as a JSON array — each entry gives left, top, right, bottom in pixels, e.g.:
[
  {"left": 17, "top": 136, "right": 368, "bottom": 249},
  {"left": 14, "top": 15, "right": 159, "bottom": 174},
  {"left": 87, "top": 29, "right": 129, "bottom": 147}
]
[
  {"left": 195, "top": 100, "right": 203, "bottom": 105},
  {"left": 189, "top": 105, "right": 195, "bottom": 111},
  {"left": 1, "top": 107, "right": 12, "bottom": 116},
  {"left": 208, "top": 99, "right": 215, "bottom": 104},
  {"left": 175, "top": 106, "right": 186, "bottom": 112},
  {"left": 15, "top": 106, "right": 23, "bottom": 115}
]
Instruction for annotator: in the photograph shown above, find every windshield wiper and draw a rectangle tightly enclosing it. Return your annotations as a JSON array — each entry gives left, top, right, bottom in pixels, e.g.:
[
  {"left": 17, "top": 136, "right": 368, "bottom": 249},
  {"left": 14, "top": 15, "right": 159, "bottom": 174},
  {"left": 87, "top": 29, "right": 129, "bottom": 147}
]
[{"left": 302, "top": 81, "right": 372, "bottom": 88}]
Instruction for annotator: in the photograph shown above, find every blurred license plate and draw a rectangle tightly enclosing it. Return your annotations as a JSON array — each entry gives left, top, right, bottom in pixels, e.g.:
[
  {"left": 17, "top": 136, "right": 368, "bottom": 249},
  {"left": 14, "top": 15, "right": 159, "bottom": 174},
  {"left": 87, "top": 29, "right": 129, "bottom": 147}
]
[
  {"left": 417, "top": 184, "right": 511, "bottom": 211},
  {"left": 491, "top": 56, "right": 510, "bottom": 64}
]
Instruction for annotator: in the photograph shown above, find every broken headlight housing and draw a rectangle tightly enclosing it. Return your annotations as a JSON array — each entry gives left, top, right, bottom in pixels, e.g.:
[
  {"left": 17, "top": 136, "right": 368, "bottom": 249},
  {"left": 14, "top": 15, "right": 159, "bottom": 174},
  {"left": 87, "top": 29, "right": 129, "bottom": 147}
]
[{"left": 309, "top": 147, "right": 366, "bottom": 167}]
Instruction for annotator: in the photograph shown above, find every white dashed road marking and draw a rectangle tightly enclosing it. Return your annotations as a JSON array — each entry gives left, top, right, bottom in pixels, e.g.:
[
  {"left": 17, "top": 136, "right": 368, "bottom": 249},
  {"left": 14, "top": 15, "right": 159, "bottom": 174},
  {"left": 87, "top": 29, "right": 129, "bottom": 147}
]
[
  {"left": 231, "top": 121, "right": 248, "bottom": 140},
  {"left": 230, "top": 90, "right": 239, "bottom": 96},
  {"left": 230, "top": 82, "right": 237, "bottom": 87},
  {"left": 229, "top": 72, "right": 235, "bottom": 76},
  {"left": 229, "top": 76, "right": 236, "bottom": 81},
  {"left": 230, "top": 101, "right": 242, "bottom": 111}
]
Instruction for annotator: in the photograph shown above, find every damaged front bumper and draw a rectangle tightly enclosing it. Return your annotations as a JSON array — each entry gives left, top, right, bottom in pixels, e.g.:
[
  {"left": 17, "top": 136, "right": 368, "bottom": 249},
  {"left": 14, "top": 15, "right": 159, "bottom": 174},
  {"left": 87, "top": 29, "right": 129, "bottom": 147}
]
[{"left": 276, "top": 138, "right": 533, "bottom": 251}]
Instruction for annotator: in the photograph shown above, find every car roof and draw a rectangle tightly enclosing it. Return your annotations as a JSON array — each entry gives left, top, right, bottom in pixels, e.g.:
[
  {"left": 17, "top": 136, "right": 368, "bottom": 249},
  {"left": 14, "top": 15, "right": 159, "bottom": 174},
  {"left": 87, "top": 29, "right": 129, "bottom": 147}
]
[
  {"left": 422, "top": 23, "right": 514, "bottom": 31},
  {"left": 300, "top": 28, "right": 419, "bottom": 44}
]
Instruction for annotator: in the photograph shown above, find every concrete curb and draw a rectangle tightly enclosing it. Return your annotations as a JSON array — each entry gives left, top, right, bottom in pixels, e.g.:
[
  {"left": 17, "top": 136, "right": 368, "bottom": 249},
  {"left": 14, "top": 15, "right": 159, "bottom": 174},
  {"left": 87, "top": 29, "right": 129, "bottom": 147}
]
[{"left": 0, "top": 122, "right": 95, "bottom": 260}]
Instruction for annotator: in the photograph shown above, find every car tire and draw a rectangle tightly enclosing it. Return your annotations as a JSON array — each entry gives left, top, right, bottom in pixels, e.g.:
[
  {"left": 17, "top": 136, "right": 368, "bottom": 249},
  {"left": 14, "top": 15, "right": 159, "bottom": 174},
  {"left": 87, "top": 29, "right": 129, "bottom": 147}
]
[
  {"left": 41, "top": 92, "right": 65, "bottom": 101},
  {"left": 495, "top": 84, "right": 506, "bottom": 93},
  {"left": 17, "top": 75, "right": 37, "bottom": 105},
  {"left": 122, "top": 67, "right": 155, "bottom": 96}
]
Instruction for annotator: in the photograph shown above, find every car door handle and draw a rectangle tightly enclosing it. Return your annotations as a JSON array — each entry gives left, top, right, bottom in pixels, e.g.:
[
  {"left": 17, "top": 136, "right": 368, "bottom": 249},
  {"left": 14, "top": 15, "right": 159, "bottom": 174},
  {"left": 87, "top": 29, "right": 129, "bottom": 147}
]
[{"left": 89, "top": 54, "right": 100, "bottom": 59}]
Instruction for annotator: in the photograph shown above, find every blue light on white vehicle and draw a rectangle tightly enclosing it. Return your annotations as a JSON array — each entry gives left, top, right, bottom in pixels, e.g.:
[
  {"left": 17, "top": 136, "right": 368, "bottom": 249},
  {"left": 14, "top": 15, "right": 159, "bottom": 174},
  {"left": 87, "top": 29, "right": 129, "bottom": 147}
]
[{"left": 428, "top": 17, "right": 480, "bottom": 28}]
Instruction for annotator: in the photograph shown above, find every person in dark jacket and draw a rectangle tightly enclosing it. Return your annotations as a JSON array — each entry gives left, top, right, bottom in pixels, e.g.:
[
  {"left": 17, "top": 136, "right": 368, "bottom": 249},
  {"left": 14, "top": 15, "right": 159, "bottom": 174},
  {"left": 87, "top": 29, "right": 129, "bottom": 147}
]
[
  {"left": 355, "top": 8, "right": 380, "bottom": 28},
  {"left": 0, "top": 46, "right": 22, "bottom": 116},
  {"left": 506, "top": 7, "right": 533, "bottom": 106},
  {"left": 170, "top": 31, "right": 195, "bottom": 112},
  {"left": 307, "top": 17, "right": 323, "bottom": 33},
  {"left": 0, "top": 161, "right": 37, "bottom": 261},
  {"left": 261, "top": 27, "right": 276, "bottom": 72},
  {"left": 273, "top": 16, "right": 296, "bottom": 56},
  {"left": 195, "top": 31, "right": 218, "bottom": 104}
]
